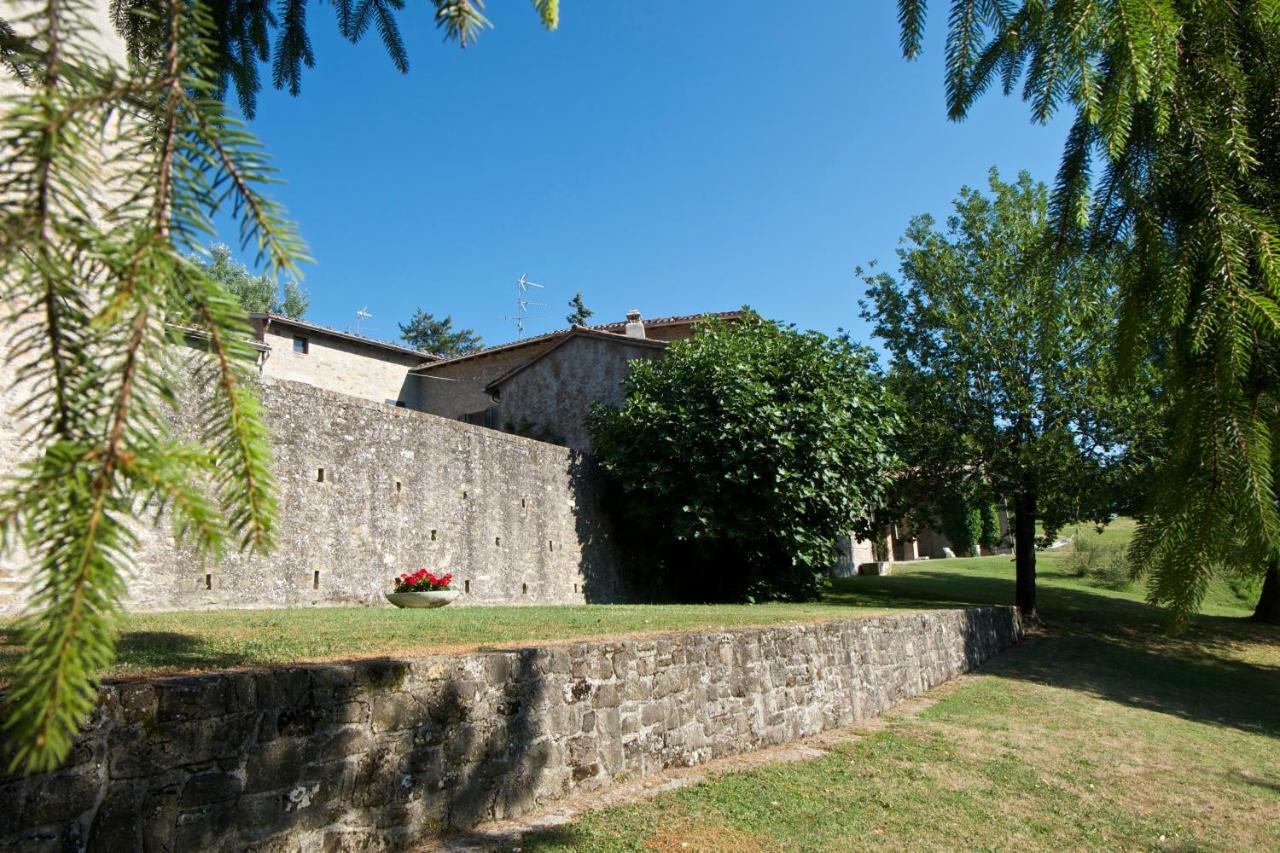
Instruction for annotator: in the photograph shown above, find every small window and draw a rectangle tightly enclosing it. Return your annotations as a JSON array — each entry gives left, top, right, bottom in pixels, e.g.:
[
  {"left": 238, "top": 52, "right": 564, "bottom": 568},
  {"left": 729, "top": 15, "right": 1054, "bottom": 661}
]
[
  {"left": 522, "top": 582, "right": 528, "bottom": 595},
  {"left": 317, "top": 468, "right": 325, "bottom": 483},
  {"left": 464, "top": 580, "right": 471, "bottom": 594},
  {"left": 293, "top": 335, "right": 308, "bottom": 355},
  {"left": 205, "top": 573, "right": 212, "bottom": 591},
  {"left": 395, "top": 481, "right": 402, "bottom": 493},
  {"left": 430, "top": 529, "right": 437, "bottom": 541},
  {"left": 313, "top": 570, "right": 320, "bottom": 590}
]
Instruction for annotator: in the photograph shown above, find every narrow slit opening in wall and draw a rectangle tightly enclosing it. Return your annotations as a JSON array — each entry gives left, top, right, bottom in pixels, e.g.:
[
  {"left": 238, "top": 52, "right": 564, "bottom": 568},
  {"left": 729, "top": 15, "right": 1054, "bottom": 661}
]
[
  {"left": 573, "top": 583, "right": 578, "bottom": 594},
  {"left": 522, "top": 582, "right": 528, "bottom": 595},
  {"left": 317, "top": 468, "right": 325, "bottom": 483},
  {"left": 395, "top": 481, "right": 401, "bottom": 494},
  {"left": 464, "top": 580, "right": 470, "bottom": 594},
  {"left": 313, "top": 570, "right": 320, "bottom": 590},
  {"left": 430, "top": 529, "right": 437, "bottom": 541},
  {"left": 495, "top": 536, "right": 501, "bottom": 546},
  {"left": 462, "top": 490, "right": 467, "bottom": 500},
  {"left": 205, "top": 573, "right": 212, "bottom": 591},
  {"left": 521, "top": 498, "right": 526, "bottom": 508},
  {"left": 548, "top": 540, "right": 554, "bottom": 552}
]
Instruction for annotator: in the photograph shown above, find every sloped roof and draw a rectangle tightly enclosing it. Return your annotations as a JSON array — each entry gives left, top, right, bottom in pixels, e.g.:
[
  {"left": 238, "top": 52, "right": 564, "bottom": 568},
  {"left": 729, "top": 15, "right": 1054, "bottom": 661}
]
[
  {"left": 483, "top": 328, "right": 667, "bottom": 392},
  {"left": 412, "top": 310, "right": 739, "bottom": 374},
  {"left": 251, "top": 313, "right": 442, "bottom": 360},
  {"left": 588, "top": 310, "right": 744, "bottom": 333}
]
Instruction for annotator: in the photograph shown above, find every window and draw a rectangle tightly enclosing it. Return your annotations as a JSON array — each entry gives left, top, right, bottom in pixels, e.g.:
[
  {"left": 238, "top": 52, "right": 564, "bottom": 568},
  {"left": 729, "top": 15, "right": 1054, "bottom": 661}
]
[{"left": 293, "top": 335, "right": 308, "bottom": 354}]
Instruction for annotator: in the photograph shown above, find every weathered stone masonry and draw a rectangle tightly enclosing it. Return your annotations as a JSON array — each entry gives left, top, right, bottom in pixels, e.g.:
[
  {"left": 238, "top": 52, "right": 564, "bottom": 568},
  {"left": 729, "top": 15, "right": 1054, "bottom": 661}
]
[
  {"left": 0, "top": 376, "right": 621, "bottom": 614},
  {"left": 0, "top": 608, "right": 1021, "bottom": 851}
]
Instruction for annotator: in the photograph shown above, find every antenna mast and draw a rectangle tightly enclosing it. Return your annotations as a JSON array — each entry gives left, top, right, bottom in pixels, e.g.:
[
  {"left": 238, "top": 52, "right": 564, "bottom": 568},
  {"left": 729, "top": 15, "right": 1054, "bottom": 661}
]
[
  {"left": 505, "top": 274, "right": 545, "bottom": 337},
  {"left": 355, "top": 306, "right": 372, "bottom": 335}
]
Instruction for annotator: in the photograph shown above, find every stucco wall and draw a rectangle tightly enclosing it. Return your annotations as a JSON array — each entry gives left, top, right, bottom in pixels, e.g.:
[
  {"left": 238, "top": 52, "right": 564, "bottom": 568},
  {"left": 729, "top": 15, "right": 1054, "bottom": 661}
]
[
  {"left": 259, "top": 327, "right": 424, "bottom": 407},
  {"left": 0, "top": 375, "right": 621, "bottom": 615},
  {"left": 493, "top": 335, "right": 665, "bottom": 451},
  {"left": 0, "top": 608, "right": 1022, "bottom": 851}
]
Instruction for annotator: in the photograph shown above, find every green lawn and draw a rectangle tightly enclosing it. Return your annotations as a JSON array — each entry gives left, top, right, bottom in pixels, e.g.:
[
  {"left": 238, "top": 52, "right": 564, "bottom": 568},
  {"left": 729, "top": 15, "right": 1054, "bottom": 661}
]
[
  {"left": 0, "top": 517, "right": 1264, "bottom": 682},
  {"left": 522, "top": 520, "right": 1280, "bottom": 851}
]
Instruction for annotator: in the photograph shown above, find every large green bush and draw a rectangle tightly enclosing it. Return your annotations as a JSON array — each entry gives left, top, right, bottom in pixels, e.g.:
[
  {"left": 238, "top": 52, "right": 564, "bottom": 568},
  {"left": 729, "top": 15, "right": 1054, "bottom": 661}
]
[{"left": 588, "top": 316, "right": 898, "bottom": 602}]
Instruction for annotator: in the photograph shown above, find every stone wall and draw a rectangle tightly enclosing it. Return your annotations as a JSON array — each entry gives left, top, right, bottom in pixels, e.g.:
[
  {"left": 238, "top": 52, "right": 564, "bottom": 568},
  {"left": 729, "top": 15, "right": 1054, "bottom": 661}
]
[
  {"left": 0, "top": 376, "right": 620, "bottom": 614},
  {"left": 492, "top": 333, "right": 666, "bottom": 452},
  {"left": 0, "top": 608, "right": 1021, "bottom": 851}
]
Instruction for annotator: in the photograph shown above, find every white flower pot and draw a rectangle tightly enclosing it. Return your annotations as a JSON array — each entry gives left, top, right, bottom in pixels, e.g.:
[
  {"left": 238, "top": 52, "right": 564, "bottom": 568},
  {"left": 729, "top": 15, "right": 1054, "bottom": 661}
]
[{"left": 384, "top": 590, "right": 460, "bottom": 609}]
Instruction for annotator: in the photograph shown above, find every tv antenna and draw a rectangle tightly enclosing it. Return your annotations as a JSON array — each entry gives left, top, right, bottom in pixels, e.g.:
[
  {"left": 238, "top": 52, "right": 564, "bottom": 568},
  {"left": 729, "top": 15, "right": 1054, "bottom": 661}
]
[
  {"left": 355, "top": 306, "right": 372, "bottom": 335},
  {"left": 505, "top": 274, "right": 545, "bottom": 337}
]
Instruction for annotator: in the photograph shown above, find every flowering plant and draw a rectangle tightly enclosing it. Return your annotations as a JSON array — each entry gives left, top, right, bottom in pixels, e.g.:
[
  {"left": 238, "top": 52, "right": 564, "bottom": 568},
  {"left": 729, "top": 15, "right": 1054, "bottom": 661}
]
[{"left": 393, "top": 569, "right": 454, "bottom": 593}]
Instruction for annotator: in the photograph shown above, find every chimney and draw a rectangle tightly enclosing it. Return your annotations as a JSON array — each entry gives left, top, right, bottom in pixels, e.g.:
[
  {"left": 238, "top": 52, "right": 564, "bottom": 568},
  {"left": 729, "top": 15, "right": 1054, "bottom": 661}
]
[{"left": 624, "top": 308, "right": 645, "bottom": 339}]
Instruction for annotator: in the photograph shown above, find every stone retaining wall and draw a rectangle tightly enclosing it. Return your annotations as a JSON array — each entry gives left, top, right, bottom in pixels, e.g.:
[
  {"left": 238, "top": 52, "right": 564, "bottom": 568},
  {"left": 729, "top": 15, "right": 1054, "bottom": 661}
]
[
  {"left": 0, "top": 608, "right": 1021, "bottom": 851},
  {"left": 1, "top": 375, "right": 622, "bottom": 615}
]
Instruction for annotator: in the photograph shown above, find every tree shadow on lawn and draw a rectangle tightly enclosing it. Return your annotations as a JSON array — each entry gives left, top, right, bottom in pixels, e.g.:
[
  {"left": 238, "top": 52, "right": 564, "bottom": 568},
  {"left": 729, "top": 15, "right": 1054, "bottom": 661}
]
[
  {"left": 825, "top": 569, "right": 1280, "bottom": 738},
  {"left": 0, "top": 627, "right": 251, "bottom": 682}
]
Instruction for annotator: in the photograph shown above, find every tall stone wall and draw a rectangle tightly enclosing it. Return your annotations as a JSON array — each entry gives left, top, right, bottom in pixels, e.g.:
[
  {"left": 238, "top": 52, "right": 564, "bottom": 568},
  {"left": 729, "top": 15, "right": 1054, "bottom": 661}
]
[
  {"left": 0, "top": 376, "right": 620, "bottom": 614},
  {"left": 0, "top": 608, "right": 1022, "bottom": 851}
]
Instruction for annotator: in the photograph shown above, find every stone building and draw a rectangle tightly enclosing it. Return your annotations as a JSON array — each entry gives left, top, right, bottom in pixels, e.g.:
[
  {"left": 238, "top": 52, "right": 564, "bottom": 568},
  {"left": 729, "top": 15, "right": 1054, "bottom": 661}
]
[
  {"left": 406, "top": 310, "right": 742, "bottom": 451},
  {"left": 249, "top": 313, "right": 439, "bottom": 408}
]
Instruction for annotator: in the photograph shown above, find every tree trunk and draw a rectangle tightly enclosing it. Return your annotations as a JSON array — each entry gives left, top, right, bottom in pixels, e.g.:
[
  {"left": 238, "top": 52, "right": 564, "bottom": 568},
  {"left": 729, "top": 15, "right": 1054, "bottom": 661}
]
[
  {"left": 1252, "top": 558, "right": 1280, "bottom": 624},
  {"left": 1013, "top": 490, "right": 1038, "bottom": 622}
]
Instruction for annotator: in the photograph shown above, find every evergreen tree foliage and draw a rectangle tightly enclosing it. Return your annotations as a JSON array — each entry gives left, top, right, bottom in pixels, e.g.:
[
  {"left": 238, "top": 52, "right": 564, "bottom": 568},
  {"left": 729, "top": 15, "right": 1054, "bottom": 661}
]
[
  {"left": 566, "top": 291, "right": 593, "bottom": 326},
  {"left": 0, "top": 0, "right": 305, "bottom": 772},
  {"left": 898, "top": 1, "right": 1280, "bottom": 625},
  {"left": 99, "top": 0, "right": 560, "bottom": 117},
  {"left": 588, "top": 316, "right": 899, "bottom": 603},
  {"left": 172, "top": 244, "right": 308, "bottom": 320},
  {"left": 860, "top": 170, "right": 1148, "bottom": 619},
  {"left": 0, "top": 0, "right": 556, "bottom": 773},
  {"left": 398, "top": 310, "right": 483, "bottom": 355}
]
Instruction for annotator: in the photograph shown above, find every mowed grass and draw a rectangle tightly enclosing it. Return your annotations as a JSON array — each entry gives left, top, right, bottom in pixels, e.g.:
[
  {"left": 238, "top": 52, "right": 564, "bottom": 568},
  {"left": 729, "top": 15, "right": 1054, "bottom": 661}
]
[
  {"left": 0, "top": 516, "right": 1264, "bottom": 683},
  {"left": 0, "top": 601, "right": 900, "bottom": 681},
  {"left": 523, "top": 520, "right": 1280, "bottom": 851}
]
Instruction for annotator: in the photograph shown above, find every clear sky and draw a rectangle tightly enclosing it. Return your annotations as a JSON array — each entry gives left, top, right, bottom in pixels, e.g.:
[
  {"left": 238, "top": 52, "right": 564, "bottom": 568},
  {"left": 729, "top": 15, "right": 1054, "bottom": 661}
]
[{"left": 226, "top": 2, "right": 1071, "bottom": 349}]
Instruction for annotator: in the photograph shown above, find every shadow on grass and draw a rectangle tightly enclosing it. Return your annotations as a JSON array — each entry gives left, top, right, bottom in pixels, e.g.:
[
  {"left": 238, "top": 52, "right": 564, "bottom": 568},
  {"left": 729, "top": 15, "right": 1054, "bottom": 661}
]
[
  {"left": 1, "top": 627, "right": 253, "bottom": 684},
  {"left": 113, "top": 631, "right": 249, "bottom": 674},
  {"left": 823, "top": 569, "right": 1280, "bottom": 738}
]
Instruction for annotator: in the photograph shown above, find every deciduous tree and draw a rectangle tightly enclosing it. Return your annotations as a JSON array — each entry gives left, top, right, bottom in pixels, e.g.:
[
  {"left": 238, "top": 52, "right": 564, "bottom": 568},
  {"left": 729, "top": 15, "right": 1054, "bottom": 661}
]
[
  {"left": 860, "top": 170, "right": 1146, "bottom": 619},
  {"left": 898, "top": 0, "right": 1280, "bottom": 626},
  {"left": 173, "top": 244, "right": 308, "bottom": 320},
  {"left": 589, "top": 316, "right": 898, "bottom": 603}
]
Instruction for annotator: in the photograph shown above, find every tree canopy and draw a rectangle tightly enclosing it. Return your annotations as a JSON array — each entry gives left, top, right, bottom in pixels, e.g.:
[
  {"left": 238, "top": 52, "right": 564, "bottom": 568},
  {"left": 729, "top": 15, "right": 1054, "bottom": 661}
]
[
  {"left": 398, "top": 310, "right": 483, "bottom": 355},
  {"left": 860, "top": 169, "right": 1151, "bottom": 619},
  {"left": 588, "top": 316, "right": 899, "bottom": 604},
  {"left": 899, "top": 1, "right": 1280, "bottom": 625},
  {"left": 177, "top": 244, "right": 308, "bottom": 320},
  {"left": 566, "top": 292, "right": 593, "bottom": 326}
]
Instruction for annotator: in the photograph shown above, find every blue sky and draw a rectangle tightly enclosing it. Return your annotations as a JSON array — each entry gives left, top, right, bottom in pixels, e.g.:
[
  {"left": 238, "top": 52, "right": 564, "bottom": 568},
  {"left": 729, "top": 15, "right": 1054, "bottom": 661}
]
[{"left": 227, "top": 2, "right": 1071, "bottom": 348}]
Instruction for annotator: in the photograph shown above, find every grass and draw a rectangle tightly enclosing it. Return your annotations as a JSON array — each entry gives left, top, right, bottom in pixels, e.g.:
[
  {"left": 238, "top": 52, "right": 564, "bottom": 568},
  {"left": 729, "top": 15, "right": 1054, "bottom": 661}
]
[
  {"left": 0, "top": 601, "right": 900, "bottom": 681},
  {"left": 521, "top": 520, "right": 1280, "bottom": 851},
  {"left": 0, "top": 517, "right": 1264, "bottom": 681}
]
